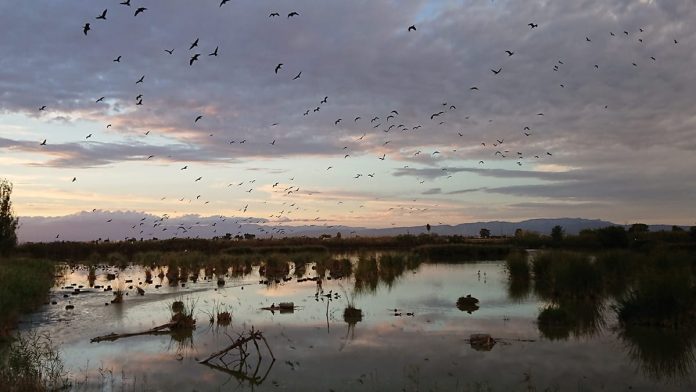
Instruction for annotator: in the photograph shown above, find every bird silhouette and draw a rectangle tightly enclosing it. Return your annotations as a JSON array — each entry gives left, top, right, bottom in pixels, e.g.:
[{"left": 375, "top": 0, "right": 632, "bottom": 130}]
[
  {"left": 220, "top": 0, "right": 230, "bottom": 6},
  {"left": 194, "top": 115, "right": 203, "bottom": 123},
  {"left": 165, "top": 48, "right": 174, "bottom": 54},
  {"left": 269, "top": 12, "right": 279, "bottom": 17},
  {"left": 113, "top": 55, "right": 121, "bottom": 62},
  {"left": 96, "top": 97, "right": 105, "bottom": 103},
  {"left": 505, "top": 50, "right": 514, "bottom": 56},
  {"left": 83, "top": 23, "right": 90, "bottom": 35},
  {"left": 288, "top": 12, "right": 299, "bottom": 18},
  {"left": 321, "top": 96, "right": 328, "bottom": 104},
  {"left": 408, "top": 25, "right": 416, "bottom": 32},
  {"left": 528, "top": 23, "right": 538, "bottom": 29},
  {"left": 292, "top": 71, "right": 301, "bottom": 80},
  {"left": 120, "top": 0, "right": 130, "bottom": 5},
  {"left": 136, "top": 75, "right": 144, "bottom": 84},
  {"left": 134, "top": 7, "right": 146, "bottom": 16},
  {"left": 39, "top": 105, "right": 46, "bottom": 111},
  {"left": 189, "top": 38, "right": 199, "bottom": 50},
  {"left": 190, "top": 53, "right": 200, "bottom": 65},
  {"left": 96, "top": 9, "right": 107, "bottom": 20},
  {"left": 209, "top": 46, "right": 218, "bottom": 56},
  {"left": 275, "top": 63, "right": 283, "bottom": 73},
  {"left": 491, "top": 68, "right": 502, "bottom": 75},
  {"left": 40, "top": 139, "right": 46, "bottom": 146}
]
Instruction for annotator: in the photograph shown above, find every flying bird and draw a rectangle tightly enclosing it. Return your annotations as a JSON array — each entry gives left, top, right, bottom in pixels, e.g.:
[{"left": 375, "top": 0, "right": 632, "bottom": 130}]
[
  {"left": 408, "top": 25, "right": 416, "bottom": 32},
  {"left": 83, "top": 23, "right": 90, "bottom": 35},
  {"left": 528, "top": 23, "right": 538, "bottom": 29},
  {"left": 321, "top": 96, "right": 328, "bottom": 104},
  {"left": 134, "top": 7, "right": 146, "bottom": 16},
  {"left": 165, "top": 48, "right": 174, "bottom": 54},
  {"left": 292, "top": 71, "right": 301, "bottom": 80},
  {"left": 120, "top": 0, "right": 130, "bottom": 5},
  {"left": 189, "top": 53, "right": 200, "bottom": 65},
  {"left": 113, "top": 55, "right": 121, "bottom": 62},
  {"left": 96, "top": 97, "right": 105, "bottom": 103},
  {"left": 287, "top": 12, "right": 299, "bottom": 18},
  {"left": 220, "top": 0, "right": 230, "bottom": 6},
  {"left": 334, "top": 119, "right": 342, "bottom": 125},
  {"left": 189, "top": 38, "right": 199, "bottom": 50},
  {"left": 96, "top": 9, "right": 107, "bottom": 20},
  {"left": 505, "top": 50, "right": 514, "bottom": 56},
  {"left": 136, "top": 75, "right": 145, "bottom": 84},
  {"left": 275, "top": 63, "right": 283, "bottom": 73},
  {"left": 194, "top": 115, "right": 203, "bottom": 123},
  {"left": 491, "top": 68, "right": 502, "bottom": 75},
  {"left": 40, "top": 139, "right": 46, "bottom": 145},
  {"left": 269, "top": 12, "right": 279, "bottom": 17},
  {"left": 39, "top": 106, "right": 46, "bottom": 111},
  {"left": 209, "top": 46, "right": 218, "bottom": 56}
]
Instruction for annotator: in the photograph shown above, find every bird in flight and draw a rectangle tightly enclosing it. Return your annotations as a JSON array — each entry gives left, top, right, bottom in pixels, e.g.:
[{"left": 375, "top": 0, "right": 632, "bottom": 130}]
[
  {"left": 134, "top": 7, "right": 146, "bottom": 16},
  {"left": 96, "top": 97, "right": 105, "bottom": 103},
  {"left": 269, "top": 12, "right": 279, "bottom": 18},
  {"left": 96, "top": 9, "right": 107, "bottom": 20},
  {"left": 292, "top": 71, "right": 301, "bottom": 80},
  {"left": 194, "top": 115, "right": 203, "bottom": 123},
  {"left": 275, "top": 63, "right": 283, "bottom": 73},
  {"left": 379, "top": 154, "right": 386, "bottom": 160},
  {"left": 40, "top": 139, "right": 46, "bottom": 145},
  {"left": 85, "top": 134, "right": 92, "bottom": 139},
  {"left": 321, "top": 96, "right": 328, "bottom": 104},
  {"left": 113, "top": 55, "right": 121, "bottom": 62},
  {"left": 120, "top": 0, "right": 130, "bottom": 5},
  {"left": 39, "top": 105, "right": 46, "bottom": 111},
  {"left": 491, "top": 68, "right": 502, "bottom": 75},
  {"left": 528, "top": 23, "right": 538, "bottom": 29},
  {"left": 83, "top": 23, "right": 90, "bottom": 35},
  {"left": 288, "top": 12, "right": 299, "bottom": 18},
  {"left": 165, "top": 48, "right": 174, "bottom": 54},
  {"left": 189, "top": 38, "right": 199, "bottom": 50},
  {"left": 408, "top": 25, "right": 416, "bottom": 32},
  {"left": 470, "top": 86, "right": 479, "bottom": 91},
  {"left": 190, "top": 53, "right": 200, "bottom": 65},
  {"left": 72, "top": 177, "right": 77, "bottom": 182},
  {"left": 209, "top": 46, "right": 218, "bottom": 56},
  {"left": 220, "top": 0, "right": 230, "bottom": 6},
  {"left": 136, "top": 75, "right": 145, "bottom": 84},
  {"left": 334, "top": 119, "right": 342, "bottom": 125},
  {"left": 505, "top": 50, "right": 514, "bottom": 56}
]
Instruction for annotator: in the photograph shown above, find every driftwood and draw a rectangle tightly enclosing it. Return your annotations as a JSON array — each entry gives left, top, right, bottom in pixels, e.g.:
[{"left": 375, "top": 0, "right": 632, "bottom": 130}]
[
  {"left": 198, "top": 328, "right": 275, "bottom": 387},
  {"left": 260, "top": 302, "right": 296, "bottom": 313},
  {"left": 90, "top": 322, "right": 178, "bottom": 343},
  {"left": 199, "top": 327, "right": 274, "bottom": 364}
]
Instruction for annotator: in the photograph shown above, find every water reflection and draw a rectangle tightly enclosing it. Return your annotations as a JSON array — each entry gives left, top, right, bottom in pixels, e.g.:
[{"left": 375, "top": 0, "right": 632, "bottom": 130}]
[{"left": 13, "top": 251, "right": 696, "bottom": 390}]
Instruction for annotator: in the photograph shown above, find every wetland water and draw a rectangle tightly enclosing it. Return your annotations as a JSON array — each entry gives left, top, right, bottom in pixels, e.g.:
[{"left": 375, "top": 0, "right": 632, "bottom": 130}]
[{"left": 17, "top": 252, "right": 696, "bottom": 391}]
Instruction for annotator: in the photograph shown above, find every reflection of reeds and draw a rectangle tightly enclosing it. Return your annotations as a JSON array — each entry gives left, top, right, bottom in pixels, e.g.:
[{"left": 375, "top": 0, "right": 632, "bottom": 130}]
[
  {"left": 413, "top": 244, "right": 511, "bottom": 262},
  {"left": 619, "top": 325, "right": 696, "bottom": 381},
  {"left": 506, "top": 251, "right": 531, "bottom": 301}
]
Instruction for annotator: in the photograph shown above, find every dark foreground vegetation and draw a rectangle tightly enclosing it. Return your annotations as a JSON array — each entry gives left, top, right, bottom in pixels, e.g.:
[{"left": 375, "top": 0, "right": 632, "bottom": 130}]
[{"left": 504, "top": 248, "right": 696, "bottom": 379}]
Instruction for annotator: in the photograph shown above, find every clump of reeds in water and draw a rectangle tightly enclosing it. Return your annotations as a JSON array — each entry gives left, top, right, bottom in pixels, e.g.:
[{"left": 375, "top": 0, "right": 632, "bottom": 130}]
[
  {"left": 111, "top": 285, "right": 124, "bottom": 304},
  {"left": 169, "top": 298, "right": 197, "bottom": 330},
  {"left": 616, "top": 273, "right": 696, "bottom": 328},
  {"left": 343, "top": 306, "right": 363, "bottom": 324}
]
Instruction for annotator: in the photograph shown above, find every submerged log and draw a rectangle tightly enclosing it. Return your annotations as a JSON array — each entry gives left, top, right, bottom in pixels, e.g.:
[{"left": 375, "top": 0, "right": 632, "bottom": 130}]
[{"left": 90, "top": 322, "right": 177, "bottom": 343}]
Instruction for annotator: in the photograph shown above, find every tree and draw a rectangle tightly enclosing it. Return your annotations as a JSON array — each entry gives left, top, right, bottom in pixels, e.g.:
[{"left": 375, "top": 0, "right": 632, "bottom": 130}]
[
  {"left": 426, "top": 224, "right": 431, "bottom": 233},
  {"left": 690, "top": 226, "right": 696, "bottom": 240},
  {"left": 551, "top": 225, "right": 565, "bottom": 244},
  {"left": 628, "top": 223, "right": 649, "bottom": 234},
  {"left": 672, "top": 225, "right": 685, "bottom": 232},
  {"left": 514, "top": 228, "right": 523, "bottom": 238},
  {"left": 0, "top": 178, "right": 19, "bottom": 253},
  {"left": 479, "top": 228, "right": 491, "bottom": 238}
]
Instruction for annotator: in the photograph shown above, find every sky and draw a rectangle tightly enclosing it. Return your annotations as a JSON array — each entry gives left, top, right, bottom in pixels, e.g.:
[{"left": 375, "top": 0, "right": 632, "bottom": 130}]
[{"left": 1, "top": 0, "right": 696, "bottom": 239}]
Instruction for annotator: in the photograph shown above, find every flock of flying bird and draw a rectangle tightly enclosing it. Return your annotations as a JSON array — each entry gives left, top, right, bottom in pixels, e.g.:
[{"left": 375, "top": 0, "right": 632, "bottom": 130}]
[{"left": 31, "top": 1, "right": 680, "bottom": 241}]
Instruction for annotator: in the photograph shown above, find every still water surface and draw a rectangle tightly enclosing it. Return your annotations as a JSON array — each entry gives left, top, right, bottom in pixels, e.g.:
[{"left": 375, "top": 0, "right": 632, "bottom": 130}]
[{"left": 19, "top": 255, "right": 696, "bottom": 391}]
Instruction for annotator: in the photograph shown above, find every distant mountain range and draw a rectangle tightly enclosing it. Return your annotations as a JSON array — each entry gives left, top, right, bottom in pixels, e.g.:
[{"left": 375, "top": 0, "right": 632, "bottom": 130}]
[{"left": 15, "top": 211, "right": 686, "bottom": 243}]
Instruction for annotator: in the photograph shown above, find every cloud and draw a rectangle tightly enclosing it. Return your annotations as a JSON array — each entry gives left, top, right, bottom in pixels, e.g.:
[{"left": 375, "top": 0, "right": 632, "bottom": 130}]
[{"left": 1, "top": 0, "right": 696, "bottom": 224}]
